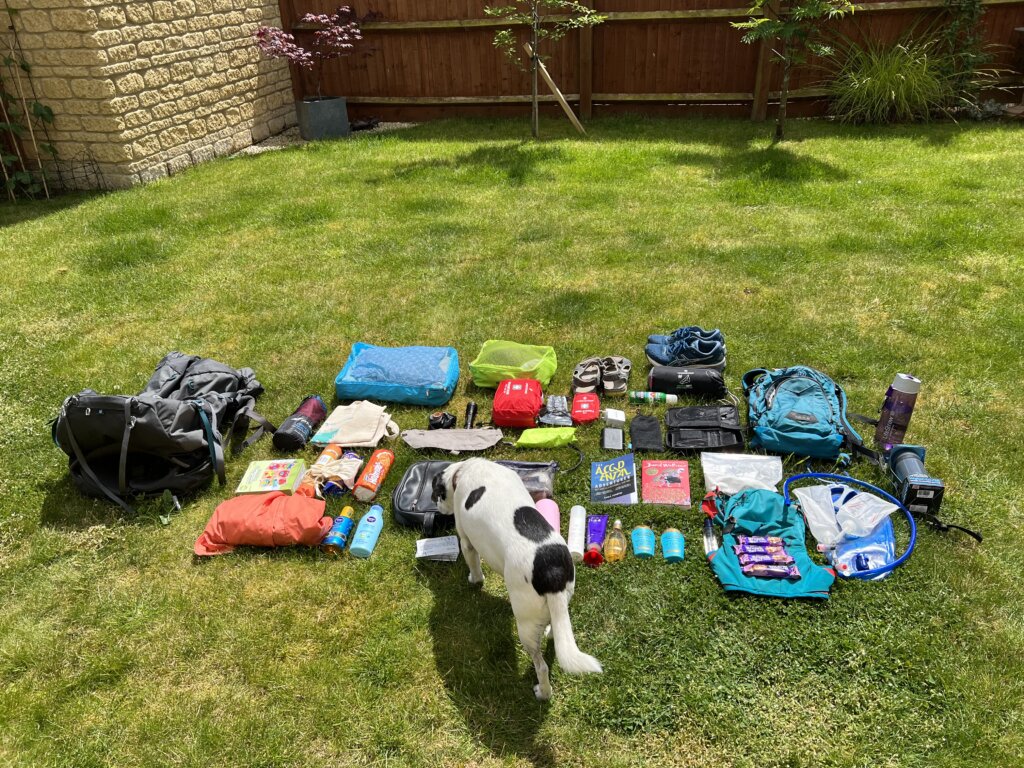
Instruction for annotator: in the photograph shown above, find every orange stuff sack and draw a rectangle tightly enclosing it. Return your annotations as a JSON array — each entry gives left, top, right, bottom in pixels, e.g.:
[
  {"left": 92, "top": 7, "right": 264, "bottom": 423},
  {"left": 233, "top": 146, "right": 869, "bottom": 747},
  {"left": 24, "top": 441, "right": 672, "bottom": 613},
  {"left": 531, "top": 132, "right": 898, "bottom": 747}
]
[{"left": 194, "top": 491, "right": 333, "bottom": 556}]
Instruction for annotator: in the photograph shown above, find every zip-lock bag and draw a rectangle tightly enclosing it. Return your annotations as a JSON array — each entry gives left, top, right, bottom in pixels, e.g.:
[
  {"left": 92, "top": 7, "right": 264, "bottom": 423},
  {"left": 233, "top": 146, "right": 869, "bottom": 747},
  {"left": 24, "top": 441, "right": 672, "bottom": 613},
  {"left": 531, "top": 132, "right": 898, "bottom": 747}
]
[
  {"left": 52, "top": 352, "right": 273, "bottom": 513},
  {"left": 665, "top": 405, "right": 744, "bottom": 452},
  {"left": 391, "top": 459, "right": 559, "bottom": 533},
  {"left": 742, "top": 366, "right": 865, "bottom": 461}
]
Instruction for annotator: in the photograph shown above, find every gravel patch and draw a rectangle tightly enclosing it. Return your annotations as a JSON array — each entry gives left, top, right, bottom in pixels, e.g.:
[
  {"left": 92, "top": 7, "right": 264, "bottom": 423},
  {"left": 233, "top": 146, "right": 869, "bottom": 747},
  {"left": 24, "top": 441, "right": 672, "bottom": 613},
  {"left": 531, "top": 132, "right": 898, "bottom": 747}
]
[{"left": 234, "top": 122, "right": 418, "bottom": 157}]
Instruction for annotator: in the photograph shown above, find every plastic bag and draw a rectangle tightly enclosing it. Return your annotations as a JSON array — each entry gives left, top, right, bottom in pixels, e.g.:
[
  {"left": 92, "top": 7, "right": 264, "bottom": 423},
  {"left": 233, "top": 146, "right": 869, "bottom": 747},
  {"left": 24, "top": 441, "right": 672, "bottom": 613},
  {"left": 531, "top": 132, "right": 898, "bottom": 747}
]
[
  {"left": 515, "top": 427, "right": 576, "bottom": 449},
  {"left": 835, "top": 490, "right": 899, "bottom": 539},
  {"left": 793, "top": 484, "right": 844, "bottom": 551},
  {"left": 469, "top": 340, "right": 557, "bottom": 388},
  {"left": 701, "top": 453, "right": 784, "bottom": 495}
]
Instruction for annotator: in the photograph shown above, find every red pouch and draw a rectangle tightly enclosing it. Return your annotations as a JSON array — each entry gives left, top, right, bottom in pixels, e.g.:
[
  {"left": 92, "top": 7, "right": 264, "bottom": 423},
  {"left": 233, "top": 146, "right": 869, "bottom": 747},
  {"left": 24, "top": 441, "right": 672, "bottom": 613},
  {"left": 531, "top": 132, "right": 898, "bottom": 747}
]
[
  {"left": 194, "top": 492, "right": 333, "bottom": 556},
  {"left": 492, "top": 379, "right": 543, "bottom": 428},
  {"left": 572, "top": 392, "right": 601, "bottom": 424}
]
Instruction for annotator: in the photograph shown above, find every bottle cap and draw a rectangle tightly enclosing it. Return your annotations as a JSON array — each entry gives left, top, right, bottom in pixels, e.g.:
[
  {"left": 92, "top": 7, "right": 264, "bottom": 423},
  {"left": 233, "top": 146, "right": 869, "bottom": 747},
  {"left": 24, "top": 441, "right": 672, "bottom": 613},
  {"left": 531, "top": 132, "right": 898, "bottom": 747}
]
[
  {"left": 583, "top": 543, "right": 604, "bottom": 567},
  {"left": 890, "top": 373, "right": 921, "bottom": 395}
]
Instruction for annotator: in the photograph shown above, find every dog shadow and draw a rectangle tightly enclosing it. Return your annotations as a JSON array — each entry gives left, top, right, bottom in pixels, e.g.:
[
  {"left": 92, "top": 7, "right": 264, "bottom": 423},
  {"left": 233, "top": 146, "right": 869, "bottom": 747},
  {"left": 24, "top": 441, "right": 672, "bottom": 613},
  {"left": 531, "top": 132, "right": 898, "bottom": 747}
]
[{"left": 416, "top": 561, "right": 557, "bottom": 767}]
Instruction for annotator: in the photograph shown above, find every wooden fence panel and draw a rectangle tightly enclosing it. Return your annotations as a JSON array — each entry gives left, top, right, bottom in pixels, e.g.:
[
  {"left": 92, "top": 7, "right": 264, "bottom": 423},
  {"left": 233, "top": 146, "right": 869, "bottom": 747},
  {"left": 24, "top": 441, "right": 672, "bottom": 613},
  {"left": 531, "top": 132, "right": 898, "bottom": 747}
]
[{"left": 277, "top": 0, "right": 1024, "bottom": 120}]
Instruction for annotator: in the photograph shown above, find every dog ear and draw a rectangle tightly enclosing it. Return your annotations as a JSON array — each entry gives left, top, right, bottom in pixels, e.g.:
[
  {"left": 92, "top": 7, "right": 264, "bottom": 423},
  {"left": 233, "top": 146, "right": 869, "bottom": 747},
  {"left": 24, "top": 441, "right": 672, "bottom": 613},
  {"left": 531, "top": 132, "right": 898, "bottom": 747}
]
[{"left": 431, "top": 472, "right": 447, "bottom": 503}]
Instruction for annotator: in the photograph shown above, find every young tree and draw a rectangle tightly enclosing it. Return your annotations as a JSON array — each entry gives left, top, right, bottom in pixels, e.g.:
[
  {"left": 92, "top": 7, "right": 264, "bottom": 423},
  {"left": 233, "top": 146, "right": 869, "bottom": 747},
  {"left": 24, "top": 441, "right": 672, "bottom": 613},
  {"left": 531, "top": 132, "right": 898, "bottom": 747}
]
[
  {"left": 734, "top": 0, "right": 854, "bottom": 141},
  {"left": 254, "top": 7, "right": 362, "bottom": 102},
  {"left": 485, "top": 1, "right": 604, "bottom": 137}
]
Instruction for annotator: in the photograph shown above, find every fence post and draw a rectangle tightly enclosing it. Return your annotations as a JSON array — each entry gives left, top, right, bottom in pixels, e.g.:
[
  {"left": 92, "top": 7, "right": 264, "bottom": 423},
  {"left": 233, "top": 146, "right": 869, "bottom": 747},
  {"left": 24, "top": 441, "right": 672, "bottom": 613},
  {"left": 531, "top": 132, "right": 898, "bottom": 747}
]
[{"left": 579, "top": 2, "right": 594, "bottom": 119}]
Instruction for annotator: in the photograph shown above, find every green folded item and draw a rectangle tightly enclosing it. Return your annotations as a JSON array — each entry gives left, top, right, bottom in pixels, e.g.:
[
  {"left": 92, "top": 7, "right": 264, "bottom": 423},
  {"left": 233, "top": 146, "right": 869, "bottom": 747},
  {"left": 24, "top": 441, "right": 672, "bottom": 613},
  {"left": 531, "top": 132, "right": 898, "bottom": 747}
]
[
  {"left": 515, "top": 427, "right": 577, "bottom": 449},
  {"left": 469, "top": 340, "right": 558, "bottom": 388}
]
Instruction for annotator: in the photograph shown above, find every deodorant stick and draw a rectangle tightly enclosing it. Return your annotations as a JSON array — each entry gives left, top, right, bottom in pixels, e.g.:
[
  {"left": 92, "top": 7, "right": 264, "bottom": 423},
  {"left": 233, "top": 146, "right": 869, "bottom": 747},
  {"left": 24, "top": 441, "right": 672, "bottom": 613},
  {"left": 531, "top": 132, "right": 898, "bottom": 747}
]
[{"left": 568, "top": 505, "right": 587, "bottom": 562}]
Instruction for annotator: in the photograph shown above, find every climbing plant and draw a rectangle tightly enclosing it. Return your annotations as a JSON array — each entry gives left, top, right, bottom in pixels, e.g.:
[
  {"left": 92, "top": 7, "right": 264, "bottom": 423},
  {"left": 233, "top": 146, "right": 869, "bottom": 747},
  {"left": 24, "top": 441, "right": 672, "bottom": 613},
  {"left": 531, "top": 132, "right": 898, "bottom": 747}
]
[{"left": 2, "top": 4, "right": 57, "bottom": 201}]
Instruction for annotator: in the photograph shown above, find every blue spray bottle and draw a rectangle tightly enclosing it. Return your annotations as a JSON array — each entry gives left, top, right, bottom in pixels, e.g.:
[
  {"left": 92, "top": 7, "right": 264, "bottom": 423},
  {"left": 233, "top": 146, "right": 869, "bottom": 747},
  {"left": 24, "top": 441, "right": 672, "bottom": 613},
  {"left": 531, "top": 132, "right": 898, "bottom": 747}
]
[{"left": 349, "top": 504, "right": 385, "bottom": 559}]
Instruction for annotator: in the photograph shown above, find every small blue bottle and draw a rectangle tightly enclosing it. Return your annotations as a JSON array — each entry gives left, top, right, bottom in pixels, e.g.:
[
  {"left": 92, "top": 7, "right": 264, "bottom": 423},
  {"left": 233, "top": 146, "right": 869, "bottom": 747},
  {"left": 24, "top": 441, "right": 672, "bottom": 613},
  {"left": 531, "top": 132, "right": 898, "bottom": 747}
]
[
  {"left": 631, "top": 526, "right": 656, "bottom": 558},
  {"left": 349, "top": 505, "right": 385, "bottom": 559},
  {"left": 661, "top": 528, "right": 685, "bottom": 563}
]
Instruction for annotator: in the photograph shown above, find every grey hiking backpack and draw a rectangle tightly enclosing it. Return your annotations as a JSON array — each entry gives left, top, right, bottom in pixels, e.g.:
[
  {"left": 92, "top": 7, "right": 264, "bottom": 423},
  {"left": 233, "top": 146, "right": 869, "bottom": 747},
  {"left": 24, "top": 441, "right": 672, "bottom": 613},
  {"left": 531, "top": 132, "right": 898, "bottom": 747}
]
[{"left": 52, "top": 352, "right": 276, "bottom": 513}]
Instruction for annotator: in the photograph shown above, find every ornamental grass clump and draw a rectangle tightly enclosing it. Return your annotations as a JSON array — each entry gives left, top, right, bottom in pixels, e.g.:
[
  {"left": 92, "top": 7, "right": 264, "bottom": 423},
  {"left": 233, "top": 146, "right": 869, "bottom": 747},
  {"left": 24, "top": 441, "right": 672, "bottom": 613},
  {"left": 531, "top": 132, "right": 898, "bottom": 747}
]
[{"left": 826, "top": 36, "right": 955, "bottom": 124}]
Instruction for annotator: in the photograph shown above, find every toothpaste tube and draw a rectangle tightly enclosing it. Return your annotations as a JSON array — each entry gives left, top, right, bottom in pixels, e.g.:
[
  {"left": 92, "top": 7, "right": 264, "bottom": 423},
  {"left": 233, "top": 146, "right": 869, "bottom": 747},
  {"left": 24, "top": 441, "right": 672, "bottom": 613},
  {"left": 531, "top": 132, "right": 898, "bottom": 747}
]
[
  {"left": 736, "top": 535, "right": 786, "bottom": 547},
  {"left": 738, "top": 552, "right": 795, "bottom": 566},
  {"left": 583, "top": 515, "right": 608, "bottom": 568},
  {"left": 742, "top": 564, "right": 800, "bottom": 580}
]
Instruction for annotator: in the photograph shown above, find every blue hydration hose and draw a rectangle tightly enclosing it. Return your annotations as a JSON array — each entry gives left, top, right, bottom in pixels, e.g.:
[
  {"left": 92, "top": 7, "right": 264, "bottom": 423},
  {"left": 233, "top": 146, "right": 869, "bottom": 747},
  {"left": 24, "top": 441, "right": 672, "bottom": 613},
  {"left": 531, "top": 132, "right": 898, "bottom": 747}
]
[{"left": 783, "top": 472, "right": 917, "bottom": 580}]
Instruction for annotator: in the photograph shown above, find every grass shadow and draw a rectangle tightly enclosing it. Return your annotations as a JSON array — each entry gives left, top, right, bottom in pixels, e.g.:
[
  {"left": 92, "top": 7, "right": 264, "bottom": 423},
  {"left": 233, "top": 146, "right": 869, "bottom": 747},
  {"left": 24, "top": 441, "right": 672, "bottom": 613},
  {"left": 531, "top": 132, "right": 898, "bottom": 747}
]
[
  {"left": 417, "top": 561, "right": 557, "bottom": 767},
  {"left": 38, "top": 476, "right": 172, "bottom": 530},
  {"left": 667, "top": 142, "right": 850, "bottom": 186},
  {"left": 379, "top": 142, "right": 568, "bottom": 187},
  {"left": 0, "top": 191, "right": 99, "bottom": 229}
]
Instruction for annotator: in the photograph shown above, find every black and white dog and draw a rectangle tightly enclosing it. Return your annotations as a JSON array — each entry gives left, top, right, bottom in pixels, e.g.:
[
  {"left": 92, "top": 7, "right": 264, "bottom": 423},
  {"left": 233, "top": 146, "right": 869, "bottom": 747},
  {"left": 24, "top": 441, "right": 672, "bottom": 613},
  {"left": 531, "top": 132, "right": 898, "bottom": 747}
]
[{"left": 431, "top": 458, "right": 602, "bottom": 700}]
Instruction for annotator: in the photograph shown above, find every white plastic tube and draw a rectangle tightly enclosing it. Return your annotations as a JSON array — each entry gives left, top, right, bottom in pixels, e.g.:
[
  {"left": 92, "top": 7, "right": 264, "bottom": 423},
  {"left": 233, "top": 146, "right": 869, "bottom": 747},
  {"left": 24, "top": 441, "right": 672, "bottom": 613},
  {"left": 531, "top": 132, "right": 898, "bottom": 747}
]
[{"left": 568, "top": 505, "right": 587, "bottom": 562}]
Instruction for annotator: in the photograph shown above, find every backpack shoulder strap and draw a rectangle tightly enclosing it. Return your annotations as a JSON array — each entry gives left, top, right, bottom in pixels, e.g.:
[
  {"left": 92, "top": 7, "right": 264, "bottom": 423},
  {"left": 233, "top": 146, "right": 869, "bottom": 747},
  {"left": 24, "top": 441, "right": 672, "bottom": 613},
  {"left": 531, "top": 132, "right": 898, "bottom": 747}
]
[
  {"left": 59, "top": 403, "right": 137, "bottom": 515},
  {"left": 741, "top": 368, "right": 770, "bottom": 396},
  {"left": 228, "top": 398, "right": 277, "bottom": 456}
]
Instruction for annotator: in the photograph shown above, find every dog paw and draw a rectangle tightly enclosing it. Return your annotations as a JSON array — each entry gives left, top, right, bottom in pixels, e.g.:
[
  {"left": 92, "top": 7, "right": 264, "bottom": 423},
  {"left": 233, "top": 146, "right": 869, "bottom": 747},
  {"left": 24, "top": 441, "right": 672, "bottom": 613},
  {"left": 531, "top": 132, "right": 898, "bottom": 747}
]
[
  {"left": 468, "top": 572, "right": 484, "bottom": 586},
  {"left": 534, "top": 684, "right": 552, "bottom": 702}
]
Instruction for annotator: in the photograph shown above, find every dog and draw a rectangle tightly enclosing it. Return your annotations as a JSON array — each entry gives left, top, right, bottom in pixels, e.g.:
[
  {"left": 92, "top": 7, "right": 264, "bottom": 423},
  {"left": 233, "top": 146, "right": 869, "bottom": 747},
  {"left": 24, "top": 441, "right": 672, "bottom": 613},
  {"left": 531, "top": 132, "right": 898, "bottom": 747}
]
[{"left": 431, "top": 458, "right": 602, "bottom": 700}]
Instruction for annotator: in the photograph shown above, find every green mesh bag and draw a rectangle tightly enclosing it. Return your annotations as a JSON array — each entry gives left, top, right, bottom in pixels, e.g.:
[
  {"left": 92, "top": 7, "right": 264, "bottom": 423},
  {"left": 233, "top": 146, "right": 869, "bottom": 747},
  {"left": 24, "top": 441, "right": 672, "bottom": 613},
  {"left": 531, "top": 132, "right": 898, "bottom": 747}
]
[{"left": 469, "top": 340, "right": 558, "bottom": 388}]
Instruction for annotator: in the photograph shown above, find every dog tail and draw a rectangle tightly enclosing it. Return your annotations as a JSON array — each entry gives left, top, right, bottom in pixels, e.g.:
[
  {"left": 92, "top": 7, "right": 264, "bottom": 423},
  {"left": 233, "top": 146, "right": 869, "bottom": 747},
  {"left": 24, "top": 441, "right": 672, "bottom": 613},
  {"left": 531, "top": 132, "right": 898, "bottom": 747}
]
[{"left": 546, "top": 591, "right": 602, "bottom": 675}]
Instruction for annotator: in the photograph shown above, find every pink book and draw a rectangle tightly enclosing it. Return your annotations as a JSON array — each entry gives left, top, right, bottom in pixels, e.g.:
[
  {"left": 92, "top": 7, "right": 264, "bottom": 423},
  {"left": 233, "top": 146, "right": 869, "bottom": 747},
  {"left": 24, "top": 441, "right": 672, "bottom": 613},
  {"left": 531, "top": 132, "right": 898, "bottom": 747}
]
[{"left": 641, "top": 460, "right": 691, "bottom": 507}]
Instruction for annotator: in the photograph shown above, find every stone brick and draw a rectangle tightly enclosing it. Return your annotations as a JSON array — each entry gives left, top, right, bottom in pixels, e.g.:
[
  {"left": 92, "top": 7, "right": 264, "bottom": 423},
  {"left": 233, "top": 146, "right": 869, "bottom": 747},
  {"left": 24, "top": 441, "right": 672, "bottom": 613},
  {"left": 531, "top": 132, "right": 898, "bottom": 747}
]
[
  {"left": 170, "top": 19, "right": 189, "bottom": 34},
  {"left": 110, "top": 95, "right": 141, "bottom": 112},
  {"left": 18, "top": 11, "right": 53, "bottom": 33},
  {"left": 70, "top": 78, "right": 115, "bottom": 99},
  {"left": 206, "top": 112, "right": 227, "bottom": 131},
  {"left": 51, "top": 9, "right": 98, "bottom": 31},
  {"left": 81, "top": 115, "right": 125, "bottom": 132},
  {"left": 133, "top": 134, "right": 162, "bottom": 157},
  {"left": 159, "top": 125, "right": 191, "bottom": 149},
  {"left": 188, "top": 118, "right": 206, "bottom": 138},
  {"left": 166, "top": 153, "right": 193, "bottom": 175},
  {"left": 93, "top": 29, "right": 123, "bottom": 47},
  {"left": 125, "top": 5, "right": 154, "bottom": 24},
  {"left": 121, "top": 26, "right": 146, "bottom": 43},
  {"left": 142, "top": 23, "right": 171, "bottom": 38},
  {"left": 173, "top": 0, "right": 196, "bottom": 15},
  {"left": 116, "top": 73, "right": 146, "bottom": 94},
  {"left": 170, "top": 62, "right": 194, "bottom": 81},
  {"left": 165, "top": 35, "right": 185, "bottom": 52},
  {"left": 108, "top": 44, "right": 138, "bottom": 63},
  {"left": 98, "top": 7, "right": 127, "bottom": 28},
  {"left": 125, "top": 108, "right": 152, "bottom": 128},
  {"left": 138, "top": 40, "right": 164, "bottom": 56},
  {"left": 61, "top": 49, "right": 104, "bottom": 66},
  {"left": 45, "top": 32, "right": 88, "bottom": 49},
  {"left": 194, "top": 58, "right": 214, "bottom": 76},
  {"left": 143, "top": 68, "right": 171, "bottom": 88},
  {"left": 195, "top": 0, "right": 214, "bottom": 13},
  {"left": 153, "top": 102, "right": 179, "bottom": 119},
  {"left": 152, "top": 2, "right": 174, "bottom": 22}
]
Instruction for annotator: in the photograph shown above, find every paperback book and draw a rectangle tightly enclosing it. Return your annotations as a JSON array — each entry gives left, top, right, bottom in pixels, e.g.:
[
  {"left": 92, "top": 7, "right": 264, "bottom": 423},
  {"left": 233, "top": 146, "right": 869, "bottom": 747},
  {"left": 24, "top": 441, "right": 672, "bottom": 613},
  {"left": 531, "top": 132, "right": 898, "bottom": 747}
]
[
  {"left": 590, "top": 453, "right": 638, "bottom": 504},
  {"left": 236, "top": 459, "right": 307, "bottom": 495},
  {"left": 641, "top": 460, "right": 691, "bottom": 507}
]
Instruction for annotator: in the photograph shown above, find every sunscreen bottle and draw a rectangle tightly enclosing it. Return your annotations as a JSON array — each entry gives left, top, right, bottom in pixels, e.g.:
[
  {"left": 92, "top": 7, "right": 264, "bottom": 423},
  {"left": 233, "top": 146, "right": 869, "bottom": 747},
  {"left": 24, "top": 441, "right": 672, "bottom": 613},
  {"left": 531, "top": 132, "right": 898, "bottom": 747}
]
[
  {"left": 349, "top": 505, "right": 385, "bottom": 559},
  {"left": 568, "top": 505, "right": 587, "bottom": 562}
]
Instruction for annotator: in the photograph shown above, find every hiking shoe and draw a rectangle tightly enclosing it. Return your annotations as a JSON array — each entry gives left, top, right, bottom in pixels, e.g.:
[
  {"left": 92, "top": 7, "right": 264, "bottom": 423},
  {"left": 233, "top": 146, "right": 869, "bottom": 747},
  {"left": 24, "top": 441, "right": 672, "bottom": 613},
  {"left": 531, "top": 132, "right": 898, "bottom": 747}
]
[
  {"left": 647, "top": 326, "right": 724, "bottom": 347},
  {"left": 645, "top": 338, "right": 726, "bottom": 370},
  {"left": 600, "top": 356, "right": 631, "bottom": 396}
]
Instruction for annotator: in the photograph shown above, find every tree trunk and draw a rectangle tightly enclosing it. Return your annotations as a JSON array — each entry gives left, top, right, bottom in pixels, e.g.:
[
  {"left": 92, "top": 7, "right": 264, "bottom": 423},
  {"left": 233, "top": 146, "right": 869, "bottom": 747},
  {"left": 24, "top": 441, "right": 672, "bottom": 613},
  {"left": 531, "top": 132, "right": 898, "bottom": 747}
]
[
  {"left": 774, "top": 42, "right": 791, "bottom": 143},
  {"left": 531, "top": 4, "right": 539, "bottom": 138}
]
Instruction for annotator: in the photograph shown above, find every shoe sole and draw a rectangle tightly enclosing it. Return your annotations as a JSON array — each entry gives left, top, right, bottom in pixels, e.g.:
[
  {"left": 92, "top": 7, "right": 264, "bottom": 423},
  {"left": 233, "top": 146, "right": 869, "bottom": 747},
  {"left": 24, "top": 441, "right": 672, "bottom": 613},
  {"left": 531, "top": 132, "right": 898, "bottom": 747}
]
[{"left": 646, "top": 353, "right": 726, "bottom": 372}]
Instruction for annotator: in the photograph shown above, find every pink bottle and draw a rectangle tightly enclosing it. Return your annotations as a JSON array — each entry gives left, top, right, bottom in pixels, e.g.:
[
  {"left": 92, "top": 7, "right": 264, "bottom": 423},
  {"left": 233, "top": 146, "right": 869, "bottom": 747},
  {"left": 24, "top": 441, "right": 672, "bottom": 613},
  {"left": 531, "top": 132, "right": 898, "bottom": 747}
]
[
  {"left": 536, "top": 498, "right": 560, "bottom": 533},
  {"left": 876, "top": 373, "right": 921, "bottom": 448}
]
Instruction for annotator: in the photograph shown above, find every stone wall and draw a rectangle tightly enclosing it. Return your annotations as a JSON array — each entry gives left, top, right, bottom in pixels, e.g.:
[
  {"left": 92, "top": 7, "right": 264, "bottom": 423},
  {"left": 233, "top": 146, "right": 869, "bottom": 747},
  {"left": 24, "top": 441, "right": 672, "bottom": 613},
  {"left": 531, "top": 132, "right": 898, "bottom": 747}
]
[{"left": 9, "top": 0, "right": 296, "bottom": 188}]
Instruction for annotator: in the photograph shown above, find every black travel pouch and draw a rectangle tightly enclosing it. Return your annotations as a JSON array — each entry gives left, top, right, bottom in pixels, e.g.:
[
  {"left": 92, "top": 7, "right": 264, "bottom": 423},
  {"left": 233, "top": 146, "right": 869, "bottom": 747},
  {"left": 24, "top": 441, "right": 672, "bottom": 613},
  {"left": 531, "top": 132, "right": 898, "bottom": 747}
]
[{"left": 665, "top": 406, "right": 744, "bottom": 452}]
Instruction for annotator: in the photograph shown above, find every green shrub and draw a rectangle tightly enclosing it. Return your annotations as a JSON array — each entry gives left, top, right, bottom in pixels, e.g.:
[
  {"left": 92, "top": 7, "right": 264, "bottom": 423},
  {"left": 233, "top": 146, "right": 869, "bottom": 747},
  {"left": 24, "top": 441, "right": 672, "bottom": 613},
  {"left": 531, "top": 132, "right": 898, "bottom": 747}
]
[{"left": 826, "top": 36, "right": 956, "bottom": 124}]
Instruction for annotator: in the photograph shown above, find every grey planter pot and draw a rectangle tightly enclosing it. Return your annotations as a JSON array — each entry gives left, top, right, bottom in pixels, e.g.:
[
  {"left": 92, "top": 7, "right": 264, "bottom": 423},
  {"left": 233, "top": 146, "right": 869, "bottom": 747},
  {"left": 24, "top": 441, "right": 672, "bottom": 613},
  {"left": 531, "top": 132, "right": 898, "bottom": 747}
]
[{"left": 296, "top": 97, "right": 350, "bottom": 141}]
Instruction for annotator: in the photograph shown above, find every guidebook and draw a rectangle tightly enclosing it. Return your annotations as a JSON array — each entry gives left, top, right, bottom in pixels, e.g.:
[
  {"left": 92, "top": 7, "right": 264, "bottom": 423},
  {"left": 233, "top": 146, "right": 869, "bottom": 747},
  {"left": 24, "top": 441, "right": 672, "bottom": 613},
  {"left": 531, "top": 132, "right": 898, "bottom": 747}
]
[
  {"left": 641, "top": 460, "right": 691, "bottom": 507},
  {"left": 590, "top": 453, "right": 638, "bottom": 504},
  {"left": 235, "top": 459, "right": 307, "bottom": 495}
]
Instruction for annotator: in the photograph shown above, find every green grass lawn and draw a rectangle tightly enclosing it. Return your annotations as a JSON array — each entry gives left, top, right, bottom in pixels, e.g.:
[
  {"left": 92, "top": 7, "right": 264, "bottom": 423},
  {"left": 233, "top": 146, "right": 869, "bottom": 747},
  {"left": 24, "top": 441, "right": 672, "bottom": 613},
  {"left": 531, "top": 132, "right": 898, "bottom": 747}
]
[{"left": 2, "top": 117, "right": 1023, "bottom": 768}]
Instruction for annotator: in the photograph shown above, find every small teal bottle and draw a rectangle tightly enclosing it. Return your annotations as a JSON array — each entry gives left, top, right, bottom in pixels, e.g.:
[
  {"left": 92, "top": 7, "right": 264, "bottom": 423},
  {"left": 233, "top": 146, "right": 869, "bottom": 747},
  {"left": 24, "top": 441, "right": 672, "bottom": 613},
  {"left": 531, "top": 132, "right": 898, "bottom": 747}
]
[
  {"left": 631, "top": 525, "right": 656, "bottom": 558},
  {"left": 349, "top": 505, "right": 385, "bottom": 559},
  {"left": 661, "top": 528, "right": 684, "bottom": 563}
]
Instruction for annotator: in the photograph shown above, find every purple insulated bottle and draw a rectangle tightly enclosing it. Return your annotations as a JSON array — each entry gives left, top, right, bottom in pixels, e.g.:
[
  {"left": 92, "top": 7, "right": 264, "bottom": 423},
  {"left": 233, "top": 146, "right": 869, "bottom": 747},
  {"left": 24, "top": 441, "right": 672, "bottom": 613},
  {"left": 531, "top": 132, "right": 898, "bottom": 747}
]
[{"left": 876, "top": 374, "right": 921, "bottom": 448}]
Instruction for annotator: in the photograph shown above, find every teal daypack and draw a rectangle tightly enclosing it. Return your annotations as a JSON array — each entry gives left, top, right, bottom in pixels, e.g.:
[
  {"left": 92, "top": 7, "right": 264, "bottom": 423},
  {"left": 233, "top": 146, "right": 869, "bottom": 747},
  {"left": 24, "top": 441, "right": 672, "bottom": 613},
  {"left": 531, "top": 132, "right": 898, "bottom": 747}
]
[
  {"left": 704, "top": 488, "right": 835, "bottom": 599},
  {"left": 742, "top": 366, "right": 865, "bottom": 461}
]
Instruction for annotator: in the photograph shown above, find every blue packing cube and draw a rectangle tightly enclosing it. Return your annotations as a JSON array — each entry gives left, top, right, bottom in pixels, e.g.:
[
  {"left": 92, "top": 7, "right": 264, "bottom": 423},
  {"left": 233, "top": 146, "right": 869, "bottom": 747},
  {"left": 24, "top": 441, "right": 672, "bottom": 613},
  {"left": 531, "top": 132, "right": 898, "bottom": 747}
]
[{"left": 335, "top": 343, "right": 459, "bottom": 406}]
